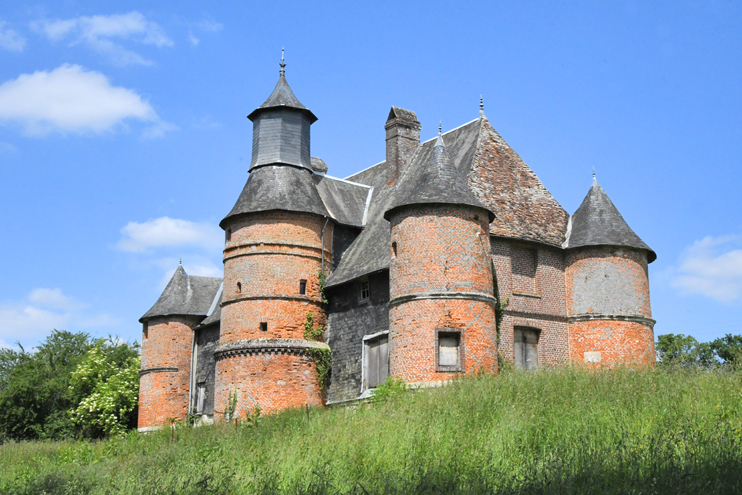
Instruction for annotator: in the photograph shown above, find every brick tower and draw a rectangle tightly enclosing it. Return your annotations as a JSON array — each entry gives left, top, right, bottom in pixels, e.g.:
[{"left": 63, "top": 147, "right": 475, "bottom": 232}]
[
  {"left": 564, "top": 174, "right": 656, "bottom": 366},
  {"left": 138, "top": 264, "right": 221, "bottom": 430},
  {"left": 214, "top": 57, "right": 331, "bottom": 417},
  {"left": 383, "top": 126, "right": 498, "bottom": 385}
]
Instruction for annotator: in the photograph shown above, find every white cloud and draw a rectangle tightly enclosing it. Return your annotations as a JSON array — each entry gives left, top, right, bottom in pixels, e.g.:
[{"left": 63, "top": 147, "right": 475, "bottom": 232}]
[
  {"left": 0, "top": 288, "right": 116, "bottom": 348},
  {"left": 188, "top": 31, "right": 199, "bottom": 46},
  {"left": 670, "top": 235, "right": 742, "bottom": 303},
  {"left": 0, "top": 141, "right": 17, "bottom": 153},
  {"left": 0, "top": 64, "right": 174, "bottom": 137},
  {"left": 33, "top": 11, "right": 172, "bottom": 66},
  {"left": 117, "top": 217, "right": 223, "bottom": 253},
  {"left": 197, "top": 19, "right": 223, "bottom": 32},
  {"left": 0, "top": 21, "right": 25, "bottom": 51}
]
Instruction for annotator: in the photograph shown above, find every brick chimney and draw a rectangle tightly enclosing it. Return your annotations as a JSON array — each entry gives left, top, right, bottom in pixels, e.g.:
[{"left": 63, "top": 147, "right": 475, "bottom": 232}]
[{"left": 385, "top": 107, "right": 421, "bottom": 184}]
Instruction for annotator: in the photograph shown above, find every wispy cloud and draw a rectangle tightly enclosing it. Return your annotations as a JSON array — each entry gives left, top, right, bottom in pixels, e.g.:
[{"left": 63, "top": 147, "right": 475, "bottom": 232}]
[
  {"left": 188, "top": 31, "right": 199, "bottom": 46},
  {"left": 117, "top": 217, "right": 223, "bottom": 253},
  {"left": 32, "top": 11, "right": 172, "bottom": 66},
  {"left": 0, "top": 288, "right": 117, "bottom": 349},
  {"left": 0, "top": 141, "right": 18, "bottom": 153},
  {"left": 0, "top": 64, "right": 175, "bottom": 137},
  {"left": 0, "top": 20, "right": 25, "bottom": 52},
  {"left": 669, "top": 235, "right": 742, "bottom": 303}
]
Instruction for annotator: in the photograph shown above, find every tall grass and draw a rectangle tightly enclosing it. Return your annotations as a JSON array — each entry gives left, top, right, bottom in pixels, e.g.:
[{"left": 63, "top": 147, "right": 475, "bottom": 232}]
[{"left": 1, "top": 366, "right": 741, "bottom": 494}]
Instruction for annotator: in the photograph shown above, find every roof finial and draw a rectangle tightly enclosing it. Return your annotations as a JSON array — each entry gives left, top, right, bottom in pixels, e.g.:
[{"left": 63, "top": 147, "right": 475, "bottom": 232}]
[
  {"left": 438, "top": 121, "right": 442, "bottom": 136},
  {"left": 179, "top": 258, "right": 182, "bottom": 266},
  {"left": 592, "top": 167, "right": 596, "bottom": 181},
  {"left": 279, "top": 47, "right": 286, "bottom": 76},
  {"left": 479, "top": 94, "right": 484, "bottom": 117}
]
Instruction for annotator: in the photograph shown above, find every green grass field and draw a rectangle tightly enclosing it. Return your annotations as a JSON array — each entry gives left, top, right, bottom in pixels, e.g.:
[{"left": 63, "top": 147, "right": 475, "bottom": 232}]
[{"left": 1, "top": 366, "right": 741, "bottom": 494}]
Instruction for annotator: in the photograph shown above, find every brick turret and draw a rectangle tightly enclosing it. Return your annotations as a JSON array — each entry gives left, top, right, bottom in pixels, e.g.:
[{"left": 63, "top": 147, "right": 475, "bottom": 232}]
[
  {"left": 215, "top": 59, "right": 331, "bottom": 417},
  {"left": 384, "top": 126, "right": 498, "bottom": 385},
  {"left": 137, "top": 265, "right": 221, "bottom": 431},
  {"left": 564, "top": 175, "right": 656, "bottom": 366}
]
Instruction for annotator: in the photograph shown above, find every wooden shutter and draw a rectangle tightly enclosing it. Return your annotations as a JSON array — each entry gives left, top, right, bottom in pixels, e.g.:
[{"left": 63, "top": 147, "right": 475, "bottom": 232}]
[
  {"left": 514, "top": 328, "right": 539, "bottom": 370},
  {"left": 378, "top": 336, "right": 389, "bottom": 385},
  {"left": 367, "top": 339, "right": 379, "bottom": 388}
]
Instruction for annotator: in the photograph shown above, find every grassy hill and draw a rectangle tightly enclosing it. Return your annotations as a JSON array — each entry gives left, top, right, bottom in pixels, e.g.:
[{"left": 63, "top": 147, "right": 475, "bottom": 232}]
[{"left": 1, "top": 366, "right": 741, "bottom": 494}]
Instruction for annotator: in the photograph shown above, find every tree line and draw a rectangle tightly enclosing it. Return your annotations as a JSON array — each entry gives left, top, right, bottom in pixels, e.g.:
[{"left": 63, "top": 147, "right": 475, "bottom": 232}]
[{"left": 0, "top": 329, "right": 740, "bottom": 443}]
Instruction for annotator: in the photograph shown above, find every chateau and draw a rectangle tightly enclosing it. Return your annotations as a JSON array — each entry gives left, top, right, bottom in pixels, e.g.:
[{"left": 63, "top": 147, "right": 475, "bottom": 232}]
[{"left": 137, "top": 60, "right": 656, "bottom": 430}]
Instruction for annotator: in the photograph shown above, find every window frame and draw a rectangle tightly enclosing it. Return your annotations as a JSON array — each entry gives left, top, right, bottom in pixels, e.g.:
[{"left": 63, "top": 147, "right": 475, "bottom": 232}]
[
  {"left": 362, "top": 330, "right": 390, "bottom": 391},
  {"left": 513, "top": 327, "right": 540, "bottom": 370},
  {"left": 359, "top": 278, "right": 370, "bottom": 302},
  {"left": 299, "top": 279, "right": 307, "bottom": 295},
  {"left": 436, "top": 328, "right": 464, "bottom": 372}
]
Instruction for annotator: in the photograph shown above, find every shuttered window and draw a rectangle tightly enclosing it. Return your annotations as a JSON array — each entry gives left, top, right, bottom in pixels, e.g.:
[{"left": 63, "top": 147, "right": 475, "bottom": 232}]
[
  {"left": 364, "top": 335, "right": 389, "bottom": 389},
  {"left": 514, "top": 328, "right": 539, "bottom": 370}
]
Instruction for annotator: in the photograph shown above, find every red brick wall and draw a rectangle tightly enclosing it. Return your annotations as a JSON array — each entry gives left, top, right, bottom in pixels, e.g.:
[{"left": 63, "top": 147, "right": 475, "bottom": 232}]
[
  {"left": 217, "top": 211, "right": 331, "bottom": 415},
  {"left": 214, "top": 352, "right": 322, "bottom": 417},
  {"left": 569, "top": 320, "right": 655, "bottom": 366},
  {"left": 491, "top": 238, "right": 569, "bottom": 367},
  {"left": 389, "top": 205, "right": 497, "bottom": 384},
  {"left": 138, "top": 315, "right": 199, "bottom": 429}
]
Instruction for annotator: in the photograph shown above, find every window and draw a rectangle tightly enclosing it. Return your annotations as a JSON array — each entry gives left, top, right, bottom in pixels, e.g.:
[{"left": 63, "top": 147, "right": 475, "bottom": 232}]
[
  {"left": 364, "top": 333, "right": 389, "bottom": 389},
  {"left": 437, "top": 331, "right": 462, "bottom": 371},
  {"left": 299, "top": 279, "right": 307, "bottom": 295},
  {"left": 196, "top": 383, "right": 206, "bottom": 414},
  {"left": 260, "top": 322, "right": 268, "bottom": 332},
  {"left": 226, "top": 229, "right": 232, "bottom": 242},
  {"left": 236, "top": 282, "right": 242, "bottom": 293},
  {"left": 514, "top": 328, "right": 539, "bottom": 370},
  {"left": 359, "top": 278, "right": 370, "bottom": 301},
  {"left": 392, "top": 241, "right": 398, "bottom": 258},
  {"left": 142, "top": 322, "right": 148, "bottom": 340}
]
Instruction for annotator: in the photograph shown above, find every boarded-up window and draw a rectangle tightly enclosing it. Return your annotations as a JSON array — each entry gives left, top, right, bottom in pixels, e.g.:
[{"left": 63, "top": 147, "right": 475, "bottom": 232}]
[
  {"left": 437, "top": 331, "right": 462, "bottom": 371},
  {"left": 364, "top": 335, "right": 389, "bottom": 389},
  {"left": 514, "top": 328, "right": 539, "bottom": 370},
  {"left": 512, "top": 246, "right": 537, "bottom": 293},
  {"left": 196, "top": 383, "right": 206, "bottom": 414}
]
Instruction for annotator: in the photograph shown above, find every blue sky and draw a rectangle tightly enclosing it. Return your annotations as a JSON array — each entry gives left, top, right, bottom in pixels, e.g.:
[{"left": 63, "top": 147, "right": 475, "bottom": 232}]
[{"left": 0, "top": 1, "right": 740, "bottom": 349}]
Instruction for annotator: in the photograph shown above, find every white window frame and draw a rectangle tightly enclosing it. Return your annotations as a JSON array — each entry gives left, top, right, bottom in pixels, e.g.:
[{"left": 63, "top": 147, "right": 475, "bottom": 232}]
[{"left": 361, "top": 330, "right": 389, "bottom": 393}]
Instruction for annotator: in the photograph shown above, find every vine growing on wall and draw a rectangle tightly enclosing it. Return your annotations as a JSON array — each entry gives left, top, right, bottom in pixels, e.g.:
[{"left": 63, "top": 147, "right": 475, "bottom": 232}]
[
  {"left": 306, "top": 347, "right": 331, "bottom": 390},
  {"left": 318, "top": 269, "right": 329, "bottom": 304},
  {"left": 303, "top": 312, "right": 324, "bottom": 342}
]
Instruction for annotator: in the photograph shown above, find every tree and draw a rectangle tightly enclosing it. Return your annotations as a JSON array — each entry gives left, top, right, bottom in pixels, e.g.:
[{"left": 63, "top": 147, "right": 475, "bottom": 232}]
[
  {"left": 710, "top": 334, "right": 742, "bottom": 368},
  {"left": 655, "top": 333, "right": 715, "bottom": 367},
  {"left": 0, "top": 330, "right": 92, "bottom": 441},
  {"left": 69, "top": 339, "right": 140, "bottom": 437}
]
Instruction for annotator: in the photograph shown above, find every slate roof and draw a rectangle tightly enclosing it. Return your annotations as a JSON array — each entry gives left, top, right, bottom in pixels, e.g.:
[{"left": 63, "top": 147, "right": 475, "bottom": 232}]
[
  {"left": 198, "top": 285, "right": 223, "bottom": 328},
  {"left": 140, "top": 266, "right": 223, "bottom": 323},
  {"left": 564, "top": 177, "right": 656, "bottom": 262},
  {"left": 384, "top": 131, "right": 494, "bottom": 221},
  {"left": 247, "top": 72, "right": 317, "bottom": 123},
  {"left": 326, "top": 119, "right": 486, "bottom": 288},
  {"left": 220, "top": 165, "right": 329, "bottom": 228},
  {"left": 314, "top": 174, "right": 372, "bottom": 227}
]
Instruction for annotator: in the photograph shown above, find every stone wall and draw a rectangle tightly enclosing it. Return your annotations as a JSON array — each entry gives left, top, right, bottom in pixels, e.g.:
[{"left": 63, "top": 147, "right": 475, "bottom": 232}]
[
  {"left": 193, "top": 323, "right": 220, "bottom": 416},
  {"left": 326, "top": 271, "right": 390, "bottom": 402}
]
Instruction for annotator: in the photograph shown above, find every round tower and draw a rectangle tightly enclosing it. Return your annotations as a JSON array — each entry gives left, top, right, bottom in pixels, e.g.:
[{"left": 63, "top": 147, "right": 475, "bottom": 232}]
[
  {"left": 137, "top": 264, "right": 221, "bottom": 430},
  {"left": 214, "top": 57, "right": 331, "bottom": 417},
  {"left": 564, "top": 174, "right": 656, "bottom": 366},
  {"left": 383, "top": 126, "right": 498, "bottom": 385}
]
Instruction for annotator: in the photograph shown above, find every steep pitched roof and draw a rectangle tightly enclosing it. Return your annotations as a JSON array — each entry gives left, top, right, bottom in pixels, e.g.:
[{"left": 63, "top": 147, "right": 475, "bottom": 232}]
[
  {"left": 326, "top": 119, "right": 483, "bottom": 288},
  {"left": 220, "top": 165, "right": 329, "bottom": 228},
  {"left": 564, "top": 177, "right": 656, "bottom": 262},
  {"left": 197, "top": 285, "right": 223, "bottom": 328},
  {"left": 314, "top": 173, "right": 372, "bottom": 227},
  {"left": 140, "top": 266, "right": 223, "bottom": 323},
  {"left": 384, "top": 130, "right": 494, "bottom": 221},
  {"left": 468, "top": 118, "right": 569, "bottom": 246},
  {"left": 247, "top": 72, "right": 317, "bottom": 123}
]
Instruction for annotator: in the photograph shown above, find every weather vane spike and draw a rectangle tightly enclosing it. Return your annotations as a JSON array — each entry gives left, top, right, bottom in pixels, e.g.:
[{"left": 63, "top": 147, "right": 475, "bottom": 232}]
[
  {"left": 179, "top": 258, "right": 182, "bottom": 266},
  {"left": 479, "top": 94, "right": 485, "bottom": 117},
  {"left": 592, "top": 167, "right": 596, "bottom": 180},
  {"left": 439, "top": 121, "right": 442, "bottom": 135},
  {"left": 279, "top": 47, "right": 286, "bottom": 76}
]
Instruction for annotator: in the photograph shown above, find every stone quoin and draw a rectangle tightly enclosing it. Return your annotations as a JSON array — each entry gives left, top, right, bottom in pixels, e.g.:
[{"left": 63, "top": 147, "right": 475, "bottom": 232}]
[{"left": 137, "top": 56, "right": 657, "bottom": 430}]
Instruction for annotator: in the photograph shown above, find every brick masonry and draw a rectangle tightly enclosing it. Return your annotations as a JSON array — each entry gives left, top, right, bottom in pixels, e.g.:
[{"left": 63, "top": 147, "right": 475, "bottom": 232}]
[
  {"left": 138, "top": 315, "right": 201, "bottom": 429},
  {"left": 566, "top": 246, "right": 655, "bottom": 365},
  {"left": 217, "top": 210, "right": 331, "bottom": 415},
  {"left": 389, "top": 205, "right": 498, "bottom": 384}
]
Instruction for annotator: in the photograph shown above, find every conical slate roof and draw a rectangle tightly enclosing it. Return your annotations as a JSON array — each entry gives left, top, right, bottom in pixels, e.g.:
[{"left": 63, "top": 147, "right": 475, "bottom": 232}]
[
  {"left": 565, "top": 177, "right": 656, "bottom": 262},
  {"left": 384, "top": 130, "right": 494, "bottom": 221},
  {"left": 247, "top": 71, "right": 317, "bottom": 123},
  {"left": 220, "top": 165, "right": 329, "bottom": 228},
  {"left": 139, "top": 265, "right": 223, "bottom": 322}
]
